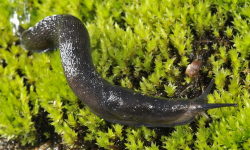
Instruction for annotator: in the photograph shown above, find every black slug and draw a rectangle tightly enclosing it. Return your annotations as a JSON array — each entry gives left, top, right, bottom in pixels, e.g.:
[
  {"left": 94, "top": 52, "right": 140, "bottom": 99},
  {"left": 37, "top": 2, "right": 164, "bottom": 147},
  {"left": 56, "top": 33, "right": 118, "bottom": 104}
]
[{"left": 20, "top": 15, "right": 237, "bottom": 127}]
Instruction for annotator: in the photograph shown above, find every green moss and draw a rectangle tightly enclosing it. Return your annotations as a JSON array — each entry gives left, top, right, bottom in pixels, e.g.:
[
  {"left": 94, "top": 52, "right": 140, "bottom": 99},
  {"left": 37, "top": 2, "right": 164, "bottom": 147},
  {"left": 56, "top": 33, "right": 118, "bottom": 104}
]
[{"left": 0, "top": 0, "right": 249, "bottom": 149}]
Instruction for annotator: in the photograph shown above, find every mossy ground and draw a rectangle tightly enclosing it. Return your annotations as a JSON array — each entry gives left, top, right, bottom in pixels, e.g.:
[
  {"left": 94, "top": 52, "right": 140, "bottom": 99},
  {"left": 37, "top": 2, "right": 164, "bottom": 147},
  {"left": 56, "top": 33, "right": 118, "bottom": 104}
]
[{"left": 0, "top": 0, "right": 249, "bottom": 149}]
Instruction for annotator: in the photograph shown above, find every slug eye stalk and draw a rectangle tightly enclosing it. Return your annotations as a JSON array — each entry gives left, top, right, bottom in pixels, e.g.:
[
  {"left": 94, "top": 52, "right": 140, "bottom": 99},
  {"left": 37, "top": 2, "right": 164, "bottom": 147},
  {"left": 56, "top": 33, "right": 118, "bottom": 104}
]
[{"left": 200, "top": 103, "right": 237, "bottom": 110}]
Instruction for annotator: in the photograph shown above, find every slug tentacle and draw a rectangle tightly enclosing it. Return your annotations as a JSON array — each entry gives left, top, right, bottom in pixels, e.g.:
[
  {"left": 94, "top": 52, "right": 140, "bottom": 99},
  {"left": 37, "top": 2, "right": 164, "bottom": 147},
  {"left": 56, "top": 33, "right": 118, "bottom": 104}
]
[
  {"left": 20, "top": 15, "right": 237, "bottom": 127},
  {"left": 200, "top": 103, "right": 237, "bottom": 110},
  {"left": 196, "top": 79, "right": 214, "bottom": 101}
]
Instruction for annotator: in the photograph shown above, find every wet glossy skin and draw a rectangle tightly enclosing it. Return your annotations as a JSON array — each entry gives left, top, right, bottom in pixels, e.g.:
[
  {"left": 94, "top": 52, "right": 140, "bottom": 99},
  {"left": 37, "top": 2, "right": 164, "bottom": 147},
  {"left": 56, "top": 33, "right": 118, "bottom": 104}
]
[{"left": 21, "top": 15, "right": 236, "bottom": 127}]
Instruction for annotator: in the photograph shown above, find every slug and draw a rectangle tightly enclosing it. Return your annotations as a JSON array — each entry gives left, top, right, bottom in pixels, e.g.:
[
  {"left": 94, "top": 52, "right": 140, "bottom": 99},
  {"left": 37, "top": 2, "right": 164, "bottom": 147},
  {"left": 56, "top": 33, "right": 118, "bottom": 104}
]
[{"left": 20, "top": 15, "right": 236, "bottom": 127}]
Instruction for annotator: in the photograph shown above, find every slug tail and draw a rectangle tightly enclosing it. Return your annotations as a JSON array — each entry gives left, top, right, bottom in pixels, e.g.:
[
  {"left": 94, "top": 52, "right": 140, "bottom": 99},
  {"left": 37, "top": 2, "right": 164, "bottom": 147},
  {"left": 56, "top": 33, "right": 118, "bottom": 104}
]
[{"left": 201, "top": 103, "right": 237, "bottom": 110}]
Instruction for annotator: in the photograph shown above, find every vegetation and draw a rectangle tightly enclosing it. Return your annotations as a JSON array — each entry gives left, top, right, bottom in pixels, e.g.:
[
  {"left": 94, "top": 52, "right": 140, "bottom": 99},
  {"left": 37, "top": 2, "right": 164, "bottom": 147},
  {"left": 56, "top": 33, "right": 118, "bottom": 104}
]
[{"left": 0, "top": 0, "right": 249, "bottom": 149}]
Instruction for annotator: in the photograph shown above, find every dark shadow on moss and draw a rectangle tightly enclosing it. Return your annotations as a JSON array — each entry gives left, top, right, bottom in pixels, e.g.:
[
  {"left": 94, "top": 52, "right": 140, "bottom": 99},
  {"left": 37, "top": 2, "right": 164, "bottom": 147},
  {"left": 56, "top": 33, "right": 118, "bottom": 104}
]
[
  {"left": 32, "top": 108, "right": 61, "bottom": 146},
  {"left": 0, "top": 59, "right": 7, "bottom": 68}
]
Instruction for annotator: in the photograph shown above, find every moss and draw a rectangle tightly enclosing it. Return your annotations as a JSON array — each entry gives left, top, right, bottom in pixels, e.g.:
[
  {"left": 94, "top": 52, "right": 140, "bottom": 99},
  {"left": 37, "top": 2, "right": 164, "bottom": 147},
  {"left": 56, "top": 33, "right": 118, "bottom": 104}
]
[{"left": 0, "top": 0, "right": 249, "bottom": 149}]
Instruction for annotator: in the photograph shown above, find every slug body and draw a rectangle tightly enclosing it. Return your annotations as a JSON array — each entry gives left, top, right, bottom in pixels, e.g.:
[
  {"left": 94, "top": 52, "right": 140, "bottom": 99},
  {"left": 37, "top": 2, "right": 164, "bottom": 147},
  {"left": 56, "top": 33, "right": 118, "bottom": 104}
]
[{"left": 21, "top": 15, "right": 236, "bottom": 127}]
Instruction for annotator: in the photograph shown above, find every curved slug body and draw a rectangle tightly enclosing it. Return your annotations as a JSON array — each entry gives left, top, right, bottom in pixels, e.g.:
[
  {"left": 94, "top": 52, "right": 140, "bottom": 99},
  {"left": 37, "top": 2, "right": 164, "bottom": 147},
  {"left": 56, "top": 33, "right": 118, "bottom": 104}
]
[{"left": 21, "top": 15, "right": 236, "bottom": 127}]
